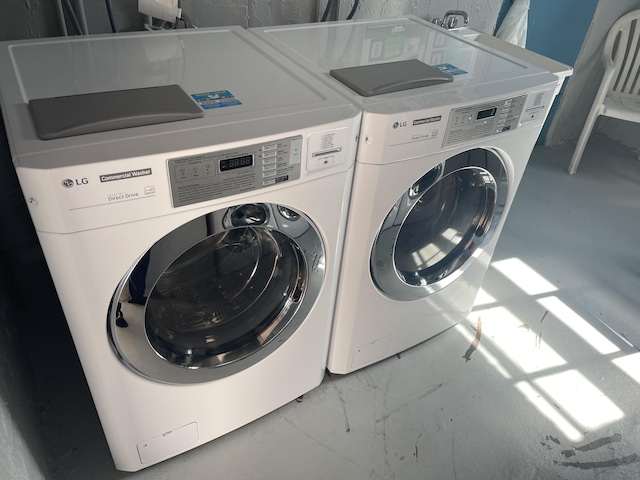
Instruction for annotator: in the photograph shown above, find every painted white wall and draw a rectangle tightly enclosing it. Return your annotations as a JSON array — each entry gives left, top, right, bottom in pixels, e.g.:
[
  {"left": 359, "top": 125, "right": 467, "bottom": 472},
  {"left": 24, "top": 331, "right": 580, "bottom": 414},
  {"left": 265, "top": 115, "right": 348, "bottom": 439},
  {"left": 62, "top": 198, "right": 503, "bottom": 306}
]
[{"left": 545, "top": 0, "right": 640, "bottom": 146}]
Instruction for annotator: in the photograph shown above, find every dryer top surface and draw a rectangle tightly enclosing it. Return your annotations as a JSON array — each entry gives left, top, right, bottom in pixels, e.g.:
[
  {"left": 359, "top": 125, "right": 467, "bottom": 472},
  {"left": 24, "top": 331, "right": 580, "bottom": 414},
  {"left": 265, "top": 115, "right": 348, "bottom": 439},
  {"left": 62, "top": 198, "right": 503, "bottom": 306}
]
[
  {"left": 253, "top": 16, "right": 564, "bottom": 114},
  {"left": 0, "top": 26, "right": 358, "bottom": 164}
]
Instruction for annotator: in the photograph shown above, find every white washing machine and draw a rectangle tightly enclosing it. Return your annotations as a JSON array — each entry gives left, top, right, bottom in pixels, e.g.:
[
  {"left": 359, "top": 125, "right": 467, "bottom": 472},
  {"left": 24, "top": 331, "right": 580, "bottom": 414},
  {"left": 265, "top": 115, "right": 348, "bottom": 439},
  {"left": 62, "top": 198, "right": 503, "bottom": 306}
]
[
  {"left": 0, "top": 27, "right": 360, "bottom": 470},
  {"left": 251, "top": 17, "right": 572, "bottom": 374}
]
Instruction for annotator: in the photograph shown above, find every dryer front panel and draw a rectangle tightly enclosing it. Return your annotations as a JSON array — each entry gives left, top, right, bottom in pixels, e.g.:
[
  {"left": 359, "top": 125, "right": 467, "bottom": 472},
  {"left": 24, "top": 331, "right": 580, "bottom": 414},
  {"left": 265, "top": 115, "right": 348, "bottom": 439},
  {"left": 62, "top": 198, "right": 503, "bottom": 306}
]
[
  {"left": 108, "top": 202, "right": 324, "bottom": 384},
  {"left": 370, "top": 148, "right": 507, "bottom": 301}
]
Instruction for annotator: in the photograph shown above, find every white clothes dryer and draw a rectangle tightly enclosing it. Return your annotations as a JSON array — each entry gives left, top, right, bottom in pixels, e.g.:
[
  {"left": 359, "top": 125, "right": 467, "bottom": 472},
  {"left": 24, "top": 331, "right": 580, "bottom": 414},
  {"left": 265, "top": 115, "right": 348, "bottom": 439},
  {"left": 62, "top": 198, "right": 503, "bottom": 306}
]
[
  {"left": 0, "top": 27, "right": 360, "bottom": 470},
  {"left": 251, "top": 17, "right": 572, "bottom": 374}
]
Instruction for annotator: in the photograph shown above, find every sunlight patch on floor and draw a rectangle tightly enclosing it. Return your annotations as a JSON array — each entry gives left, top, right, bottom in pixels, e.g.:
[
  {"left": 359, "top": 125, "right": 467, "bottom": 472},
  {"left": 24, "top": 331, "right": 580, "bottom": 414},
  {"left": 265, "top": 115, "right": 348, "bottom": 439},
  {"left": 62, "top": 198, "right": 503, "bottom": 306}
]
[
  {"left": 515, "top": 381, "right": 584, "bottom": 442},
  {"left": 492, "top": 258, "right": 558, "bottom": 296},
  {"left": 612, "top": 352, "right": 640, "bottom": 386},
  {"left": 454, "top": 323, "right": 511, "bottom": 379},
  {"left": 471, "top": 287, "right": 496, "bottom": 307},
  {"left": 475, "top": 306, "right": 567, "bottom": 374},
  {"left": 537, "top": 296, "right": 619, "bottom": 355},
  {"left": 534, "top": 370, "right": 624, "bottom": 430}
]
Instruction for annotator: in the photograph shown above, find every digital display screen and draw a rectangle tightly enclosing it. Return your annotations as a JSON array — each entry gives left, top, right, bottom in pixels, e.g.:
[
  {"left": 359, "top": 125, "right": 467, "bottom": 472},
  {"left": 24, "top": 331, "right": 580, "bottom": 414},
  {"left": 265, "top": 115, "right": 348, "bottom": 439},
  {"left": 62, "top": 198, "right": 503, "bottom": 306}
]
[
  {"left": 220, "top": 154, "right": 254, "bottom": 172},
  {"left": 477, "top": 107, "right": 497, "bottom": 120}
]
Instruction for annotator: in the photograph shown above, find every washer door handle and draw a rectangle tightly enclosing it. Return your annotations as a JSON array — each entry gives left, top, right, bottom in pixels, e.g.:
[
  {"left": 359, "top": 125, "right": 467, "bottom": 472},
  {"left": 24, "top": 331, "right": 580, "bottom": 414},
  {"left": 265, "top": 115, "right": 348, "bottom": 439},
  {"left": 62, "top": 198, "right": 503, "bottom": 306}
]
[{"left": 229, "top": 203, "right": 269, "bottom": 227}]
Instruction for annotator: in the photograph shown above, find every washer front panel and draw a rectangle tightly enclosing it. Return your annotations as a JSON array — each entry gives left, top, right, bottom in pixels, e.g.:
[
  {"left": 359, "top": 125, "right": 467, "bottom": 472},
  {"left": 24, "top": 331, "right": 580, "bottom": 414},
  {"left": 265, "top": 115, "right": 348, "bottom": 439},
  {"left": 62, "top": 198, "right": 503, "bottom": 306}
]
[
  {"left": 108, "top": 202, "right": 325, "bottom": 384},
  {"left": 168, "top": 136, "right": 302, "bottom": 207},
  {"left": 370, "top": 148, "right": 508, "bottom": 301}
]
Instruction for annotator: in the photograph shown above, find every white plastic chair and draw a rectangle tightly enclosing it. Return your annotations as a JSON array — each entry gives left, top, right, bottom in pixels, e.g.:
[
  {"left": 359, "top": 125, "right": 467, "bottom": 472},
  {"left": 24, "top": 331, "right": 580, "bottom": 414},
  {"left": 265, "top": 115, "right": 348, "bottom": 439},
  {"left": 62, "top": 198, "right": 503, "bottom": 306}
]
[{"left": 568, "top": 9, "right": 640, "bottom": 174}]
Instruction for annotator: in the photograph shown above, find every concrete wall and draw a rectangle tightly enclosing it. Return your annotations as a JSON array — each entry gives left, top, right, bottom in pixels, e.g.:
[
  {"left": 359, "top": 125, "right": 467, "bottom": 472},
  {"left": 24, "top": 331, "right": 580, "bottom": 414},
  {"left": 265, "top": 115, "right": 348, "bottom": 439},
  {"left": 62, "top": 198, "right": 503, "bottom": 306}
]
[
  {"left": 545, "top": 0, "right": 640, "bottom": 146},
  {"left": 326, "top": 0, "right": 502, "bottom": 34},
  {"left": 2, "top": 0, "right": 503, "bottom": 41}
]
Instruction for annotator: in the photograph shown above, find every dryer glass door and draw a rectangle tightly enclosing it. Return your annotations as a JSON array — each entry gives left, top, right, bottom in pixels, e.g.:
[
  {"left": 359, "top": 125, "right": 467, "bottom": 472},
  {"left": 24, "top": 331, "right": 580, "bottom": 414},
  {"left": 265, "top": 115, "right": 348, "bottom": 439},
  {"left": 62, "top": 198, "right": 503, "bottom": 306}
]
[
  {"left": 371, "top": 148, "right": 507, "bottom": 301},
  {"left": 108, "top": 203, "right": 324, "bottom": 384}
]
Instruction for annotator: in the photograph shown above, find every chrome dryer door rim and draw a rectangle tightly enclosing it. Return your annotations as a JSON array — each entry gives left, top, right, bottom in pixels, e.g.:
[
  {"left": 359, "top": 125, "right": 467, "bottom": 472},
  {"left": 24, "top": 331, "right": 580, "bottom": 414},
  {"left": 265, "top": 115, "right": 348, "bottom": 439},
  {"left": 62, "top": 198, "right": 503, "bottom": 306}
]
[{"left": 370, "top": 148, "right": 508, "bottom": 301}]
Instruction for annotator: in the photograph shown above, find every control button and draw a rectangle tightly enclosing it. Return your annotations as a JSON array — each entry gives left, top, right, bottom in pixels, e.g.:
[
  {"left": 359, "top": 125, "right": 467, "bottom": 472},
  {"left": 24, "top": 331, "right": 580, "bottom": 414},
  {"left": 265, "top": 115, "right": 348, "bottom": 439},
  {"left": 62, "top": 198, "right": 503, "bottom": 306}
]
[
  {"left": 525, "top": 111, "right": 541, "bottom": 121},
  {"left": 175, "top": 166, "right": 188, "bottom": 182},
  {"left": 262, "top": 151, "right": 277, "bottom": 159},
  {"left": 290, "top": 138, "right": 302, "bottom": 165},
  {"left": 262, "top": 144, "right": 277, "bottom": 151},
  {"left": 308, "top": 155, "right": 335, "bottom": 172},
  {"left": 319, "top": 156, "right": 334, "bottom": 167}
]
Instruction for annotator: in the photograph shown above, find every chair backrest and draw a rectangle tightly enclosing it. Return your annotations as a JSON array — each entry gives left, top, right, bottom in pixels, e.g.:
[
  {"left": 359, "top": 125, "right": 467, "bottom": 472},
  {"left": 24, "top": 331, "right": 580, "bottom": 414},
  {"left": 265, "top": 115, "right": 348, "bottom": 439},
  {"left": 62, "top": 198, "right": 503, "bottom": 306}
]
[{"left": 605, "top": 10, "right": 640, "bottom": 96}]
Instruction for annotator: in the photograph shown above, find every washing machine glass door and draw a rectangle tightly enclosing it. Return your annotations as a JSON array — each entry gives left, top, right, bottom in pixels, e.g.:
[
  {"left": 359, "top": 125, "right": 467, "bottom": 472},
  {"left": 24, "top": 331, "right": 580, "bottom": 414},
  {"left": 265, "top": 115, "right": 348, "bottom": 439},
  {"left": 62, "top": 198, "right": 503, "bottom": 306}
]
[
  {"left": 371, "top": 148, "right": 508, "bottom": 301},
  {"left": 108, "top": 203, "right": 324, "bottom": 384}
]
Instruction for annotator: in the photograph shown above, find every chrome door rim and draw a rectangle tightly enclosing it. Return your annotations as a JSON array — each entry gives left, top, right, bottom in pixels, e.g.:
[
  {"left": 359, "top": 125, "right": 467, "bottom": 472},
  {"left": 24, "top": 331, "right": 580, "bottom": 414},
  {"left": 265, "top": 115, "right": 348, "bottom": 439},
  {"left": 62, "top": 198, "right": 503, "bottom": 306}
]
[
  {"left": 370, "top": 148, "right": 508, "bottom": 301},
  {"left": 108, "top": 203, "right": 325, "bottom": 384}
]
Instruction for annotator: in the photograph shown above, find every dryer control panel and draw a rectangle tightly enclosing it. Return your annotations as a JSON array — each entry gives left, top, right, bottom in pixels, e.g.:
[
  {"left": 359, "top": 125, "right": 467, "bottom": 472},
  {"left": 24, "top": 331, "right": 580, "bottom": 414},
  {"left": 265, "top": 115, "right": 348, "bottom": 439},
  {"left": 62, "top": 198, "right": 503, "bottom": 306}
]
[
  {"left": 443, "top": 95, "right": 527, "bottom": 147},
  {"left": 168, "top": 136, "right": 302, "bottom": 208}
]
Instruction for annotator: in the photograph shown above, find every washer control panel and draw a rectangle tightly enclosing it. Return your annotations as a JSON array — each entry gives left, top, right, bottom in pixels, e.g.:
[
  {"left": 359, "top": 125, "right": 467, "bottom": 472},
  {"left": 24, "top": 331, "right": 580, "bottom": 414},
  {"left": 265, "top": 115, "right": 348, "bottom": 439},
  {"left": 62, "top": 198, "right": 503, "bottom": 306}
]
[
  {"left": 443, "top": 95, "right": 527, "bottom": 147},
  {"left": 168, "top": 136, "right": 302, "bottom": 208}
]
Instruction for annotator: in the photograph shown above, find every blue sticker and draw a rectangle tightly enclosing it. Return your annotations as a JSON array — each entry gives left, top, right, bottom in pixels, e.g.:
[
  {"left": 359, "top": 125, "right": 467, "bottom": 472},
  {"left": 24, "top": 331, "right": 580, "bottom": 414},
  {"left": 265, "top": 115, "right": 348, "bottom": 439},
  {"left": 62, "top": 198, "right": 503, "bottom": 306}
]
[
  {"left": 191, "top": 90, "right": 242, "bottom": 109},
  {"left": 433, "top": 63, "right": 468, "bottom": 76}
]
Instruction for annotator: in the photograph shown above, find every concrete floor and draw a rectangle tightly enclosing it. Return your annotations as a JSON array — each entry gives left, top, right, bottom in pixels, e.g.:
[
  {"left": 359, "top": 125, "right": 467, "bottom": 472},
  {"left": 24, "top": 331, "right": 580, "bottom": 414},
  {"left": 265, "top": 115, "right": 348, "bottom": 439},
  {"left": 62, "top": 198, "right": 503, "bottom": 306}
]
[{"left": 40, "top": 135, "right": 640, "bottom": 479}]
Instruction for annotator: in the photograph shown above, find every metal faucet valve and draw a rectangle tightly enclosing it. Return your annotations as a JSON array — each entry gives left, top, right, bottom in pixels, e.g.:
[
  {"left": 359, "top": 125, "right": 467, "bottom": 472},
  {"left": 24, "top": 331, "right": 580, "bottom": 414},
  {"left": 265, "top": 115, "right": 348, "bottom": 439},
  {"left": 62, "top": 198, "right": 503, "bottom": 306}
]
[{"left": 436, "top": 10, "right": 469, "bottom": 30}]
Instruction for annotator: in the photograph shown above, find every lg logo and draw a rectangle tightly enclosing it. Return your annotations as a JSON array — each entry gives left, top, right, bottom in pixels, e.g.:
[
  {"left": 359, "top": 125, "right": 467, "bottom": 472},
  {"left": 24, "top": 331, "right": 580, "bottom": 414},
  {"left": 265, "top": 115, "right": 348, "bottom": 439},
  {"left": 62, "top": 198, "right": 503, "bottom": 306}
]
[
  {"left": 62, "top": 178, "right": 89, "bottom": 188},
  {"left": 392, "top": 121, "right": 408, "bottom": 129}
]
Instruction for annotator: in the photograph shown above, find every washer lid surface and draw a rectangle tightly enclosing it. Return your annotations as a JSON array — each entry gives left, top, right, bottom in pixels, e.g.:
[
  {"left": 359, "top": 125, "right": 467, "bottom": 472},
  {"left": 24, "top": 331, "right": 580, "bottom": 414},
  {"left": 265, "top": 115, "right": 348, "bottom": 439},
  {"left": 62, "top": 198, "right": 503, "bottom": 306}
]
[
  {"left": 0, "top": 26, "right": 359, "bottom": 164},
  {"left": 9, "top": 28, "right": 320, "bottom": 112}
]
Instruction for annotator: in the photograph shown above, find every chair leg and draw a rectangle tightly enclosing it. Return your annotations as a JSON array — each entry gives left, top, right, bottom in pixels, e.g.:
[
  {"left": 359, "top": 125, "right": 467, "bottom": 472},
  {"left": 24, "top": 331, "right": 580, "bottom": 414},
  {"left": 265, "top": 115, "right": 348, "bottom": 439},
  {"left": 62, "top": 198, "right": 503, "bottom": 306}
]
[{"left": 568, "top": 111, "right": 601, "bottom": 175}]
